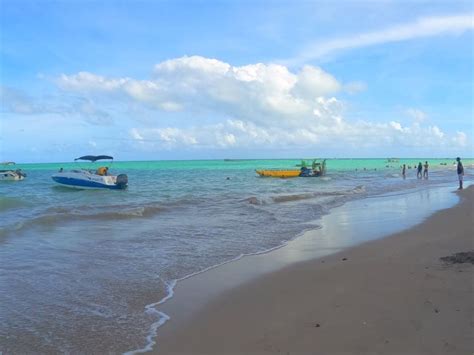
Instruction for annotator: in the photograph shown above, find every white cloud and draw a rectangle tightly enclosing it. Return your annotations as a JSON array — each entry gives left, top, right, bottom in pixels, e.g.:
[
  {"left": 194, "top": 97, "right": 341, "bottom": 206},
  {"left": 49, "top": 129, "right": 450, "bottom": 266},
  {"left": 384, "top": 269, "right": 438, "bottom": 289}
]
[
  {"left": 429, "top": 125, "right": 444, "bottom": 139},
  {"left": 389, "top": 121, "right": 404, "bottom": 132},
  {"left": 452, "top": 131, "right": 467, "bottom": 147},
  {"left": 291, "top": 65, "right": 341, "bottom": 99},
  {"left": 128, "top": 117, "right": 465, "bottom": 152},
  {"left": 57, "top": 72, "right": 129, "bottom": 91},
  {"left": 158, "top": 127, "right": 198, "bottom": 145},
  {"left": 56, "top": 56, "right": 342, "bottom": 126},
  {"left": 155, "top": 56, "right": 230, "bottom": 76},
  {"left": 218, "top": 133, "right": 237, "bottom": 147},
  {"left": 289, "top": 14, "right": 474, "bottom": 64},
  {"left": 130, "top": 128, "right": 144, "bottom": 141},
  {"left": 55, "top": 56, "right": 468, "bottom": 152},
  {"left": 406, "top": 108, "right": 427, "bottom": 123}
]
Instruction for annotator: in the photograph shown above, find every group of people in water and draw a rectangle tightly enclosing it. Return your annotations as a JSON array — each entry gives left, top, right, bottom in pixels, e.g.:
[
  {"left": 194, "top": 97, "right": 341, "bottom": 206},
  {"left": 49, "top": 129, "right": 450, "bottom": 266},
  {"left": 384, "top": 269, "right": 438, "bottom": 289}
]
[
  {"left": 401, "top": 161, "right": 429, "bottom": 180},
  {"left": 400, "top": 158, "right": 465, "bottom": 190}
]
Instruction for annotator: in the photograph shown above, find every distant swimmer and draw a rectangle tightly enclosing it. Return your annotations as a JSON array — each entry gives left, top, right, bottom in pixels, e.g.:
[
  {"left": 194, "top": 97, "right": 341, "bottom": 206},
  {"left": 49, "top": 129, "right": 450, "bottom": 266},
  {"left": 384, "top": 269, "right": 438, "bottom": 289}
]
[
  {"left": 402, "top": 164, "right": 406, "bottom": 179},
  {"left": 456, "top": 157, "right": 464, "bottom": 190},
  {"left": 417, "top": 162, "right": 423, "bottom": 179},
  {"left": 423, "top": 161, "right": 429, "bottom": 179}
]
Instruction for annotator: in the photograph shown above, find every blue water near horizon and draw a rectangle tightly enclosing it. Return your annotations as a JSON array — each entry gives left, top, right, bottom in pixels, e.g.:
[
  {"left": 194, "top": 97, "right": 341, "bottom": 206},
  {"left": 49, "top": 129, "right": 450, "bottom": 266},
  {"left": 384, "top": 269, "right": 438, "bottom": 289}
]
[{"left": 0, "top": 158, "right": 472, "bottom": 353}]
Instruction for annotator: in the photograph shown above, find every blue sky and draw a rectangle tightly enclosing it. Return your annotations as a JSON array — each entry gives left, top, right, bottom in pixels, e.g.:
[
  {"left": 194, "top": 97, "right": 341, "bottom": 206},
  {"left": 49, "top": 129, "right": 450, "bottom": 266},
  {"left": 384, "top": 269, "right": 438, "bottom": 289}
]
[{"left": 1, "top": 0, "right": 473, "bottom": 162}]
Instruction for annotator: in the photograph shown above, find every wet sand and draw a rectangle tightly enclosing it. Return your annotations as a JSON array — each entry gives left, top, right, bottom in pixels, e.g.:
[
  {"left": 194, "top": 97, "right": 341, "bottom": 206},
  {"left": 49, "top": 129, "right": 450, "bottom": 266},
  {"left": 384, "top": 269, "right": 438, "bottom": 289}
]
[{"left": 157, "top": 186, "right": 473, "bottom": 354}]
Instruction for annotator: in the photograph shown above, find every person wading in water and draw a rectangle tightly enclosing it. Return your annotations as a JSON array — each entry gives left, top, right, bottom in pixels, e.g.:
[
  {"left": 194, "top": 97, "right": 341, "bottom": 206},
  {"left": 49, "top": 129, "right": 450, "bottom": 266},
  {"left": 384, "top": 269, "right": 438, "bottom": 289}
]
[
  {"left": 423, "top": 161, "right": 429, "bottom": 179},
  {"left": 456, "top": 157, "right": 464, "bottom": 190},
  {"left": 417, "top": 162, "right": 423, "bottom": 179}
]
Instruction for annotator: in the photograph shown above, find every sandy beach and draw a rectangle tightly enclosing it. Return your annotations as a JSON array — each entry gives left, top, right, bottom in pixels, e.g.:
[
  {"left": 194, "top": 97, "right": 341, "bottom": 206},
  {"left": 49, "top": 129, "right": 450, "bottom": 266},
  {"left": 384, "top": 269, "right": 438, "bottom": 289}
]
[{"left": 157, "top": 186, "right": 473, "bottom": 355}]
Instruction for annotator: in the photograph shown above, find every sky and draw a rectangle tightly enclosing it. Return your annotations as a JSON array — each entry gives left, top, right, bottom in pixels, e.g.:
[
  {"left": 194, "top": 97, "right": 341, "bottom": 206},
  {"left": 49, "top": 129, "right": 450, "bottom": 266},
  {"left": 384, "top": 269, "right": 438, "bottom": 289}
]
[{"left": 1, "top": 0, "right": 473, "bottom": 163}]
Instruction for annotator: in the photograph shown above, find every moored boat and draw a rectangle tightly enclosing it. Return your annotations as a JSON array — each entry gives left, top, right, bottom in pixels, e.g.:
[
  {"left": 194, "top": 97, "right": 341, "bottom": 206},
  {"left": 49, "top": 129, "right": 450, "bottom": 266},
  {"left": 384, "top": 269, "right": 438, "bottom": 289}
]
[
  {"left": 256, "top": 169, "right": 301, "bottom": 178},
  {"left": 256, "top": 159, "right": 326, "bottom": 178},
  {"left": 0, "top": 169, "right": 26, "bottom": 181},
  {"left": 51, "top": 155, "right": 128, "bottom": 190},
  {"left": 0, "top": 162, "right": 26, "bottom": 181}
]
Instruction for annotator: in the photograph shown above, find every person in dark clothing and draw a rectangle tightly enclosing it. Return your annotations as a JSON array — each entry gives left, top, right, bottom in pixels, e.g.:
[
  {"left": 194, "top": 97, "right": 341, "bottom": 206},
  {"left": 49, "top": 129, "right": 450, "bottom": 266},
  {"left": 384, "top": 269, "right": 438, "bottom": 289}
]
[
  {"left": 417, "top": 162, "right": 423, "bottom": 179},
  {"left": 456, "top": 157, "right": 464, "bottom": 190}
]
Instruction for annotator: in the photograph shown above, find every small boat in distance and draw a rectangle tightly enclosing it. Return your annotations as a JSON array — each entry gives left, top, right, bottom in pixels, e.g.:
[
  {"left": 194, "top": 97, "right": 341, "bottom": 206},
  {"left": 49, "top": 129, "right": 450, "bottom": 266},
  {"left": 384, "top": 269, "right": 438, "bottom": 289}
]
[
  {"left": 257, "top": 159, "right": 326, "bottom": 178},
  {"left": 51, "top": 155, "right": 128, "bottom": 190}
]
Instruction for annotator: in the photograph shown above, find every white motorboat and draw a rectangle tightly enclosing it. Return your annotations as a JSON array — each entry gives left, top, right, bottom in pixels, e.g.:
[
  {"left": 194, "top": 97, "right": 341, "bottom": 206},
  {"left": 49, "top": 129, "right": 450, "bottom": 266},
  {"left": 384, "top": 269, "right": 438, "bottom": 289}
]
[
  {"left": 51, "top": 155, "right": 128, "bottom": 190},
  {"left": 0, "top": 169, "right": 26, "bottom": 181}
]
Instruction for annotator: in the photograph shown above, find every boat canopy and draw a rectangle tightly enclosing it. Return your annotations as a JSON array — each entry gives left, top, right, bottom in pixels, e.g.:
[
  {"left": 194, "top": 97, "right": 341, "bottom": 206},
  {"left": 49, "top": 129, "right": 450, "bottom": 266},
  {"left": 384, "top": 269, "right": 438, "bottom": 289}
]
[{"left": 74, "top": 155, "right": 114, "bottom": 162}]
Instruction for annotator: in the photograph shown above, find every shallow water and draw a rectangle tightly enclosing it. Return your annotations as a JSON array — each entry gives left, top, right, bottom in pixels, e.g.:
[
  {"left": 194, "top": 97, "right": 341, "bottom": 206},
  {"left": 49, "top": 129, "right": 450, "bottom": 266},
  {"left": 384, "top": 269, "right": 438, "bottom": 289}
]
[{"left": 0, "top": 158, "right": 471, "bottom": 353}]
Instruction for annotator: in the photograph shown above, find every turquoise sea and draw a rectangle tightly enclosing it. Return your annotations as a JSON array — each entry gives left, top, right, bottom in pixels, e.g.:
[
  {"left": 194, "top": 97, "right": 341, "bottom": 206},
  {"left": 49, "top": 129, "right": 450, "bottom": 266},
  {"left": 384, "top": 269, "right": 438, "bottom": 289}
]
[{"left": 0, "top": 158, "right": 472, "bottom": 353}]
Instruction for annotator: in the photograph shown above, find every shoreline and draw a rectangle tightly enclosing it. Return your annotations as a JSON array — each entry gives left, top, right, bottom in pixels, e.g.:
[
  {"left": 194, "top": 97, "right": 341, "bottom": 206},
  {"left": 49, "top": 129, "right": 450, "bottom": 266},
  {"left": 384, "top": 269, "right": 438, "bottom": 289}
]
[{"left": 141, "top": 185, "right": 472, "bottom": 354}]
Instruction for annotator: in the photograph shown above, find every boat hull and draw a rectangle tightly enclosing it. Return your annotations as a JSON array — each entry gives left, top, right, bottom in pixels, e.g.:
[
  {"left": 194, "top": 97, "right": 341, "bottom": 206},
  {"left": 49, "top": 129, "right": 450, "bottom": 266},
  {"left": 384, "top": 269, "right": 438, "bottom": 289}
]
[
  {"left": 257, "top": 159, "right": 326, "bottom": 178},
  {"left": 51, "top": 171, "right": 127, "bottom": 190},
  {"left": 256, "top": 169, "right": 301, "bottom": 178}
]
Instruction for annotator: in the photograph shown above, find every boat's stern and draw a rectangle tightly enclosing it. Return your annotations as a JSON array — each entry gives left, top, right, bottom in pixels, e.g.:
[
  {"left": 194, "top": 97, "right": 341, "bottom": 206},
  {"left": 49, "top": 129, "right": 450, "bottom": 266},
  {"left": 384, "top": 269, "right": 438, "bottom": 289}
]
[{"left": 114, "top": 174, "right": 128, "bottom": 189}]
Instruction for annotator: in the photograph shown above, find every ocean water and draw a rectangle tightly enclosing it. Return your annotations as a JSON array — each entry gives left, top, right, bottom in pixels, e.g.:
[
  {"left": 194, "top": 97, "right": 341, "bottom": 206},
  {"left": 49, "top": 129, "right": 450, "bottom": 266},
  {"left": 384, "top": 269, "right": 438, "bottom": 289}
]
[{"left": 0, "top": 158, "right": 472, "bottom": 353}]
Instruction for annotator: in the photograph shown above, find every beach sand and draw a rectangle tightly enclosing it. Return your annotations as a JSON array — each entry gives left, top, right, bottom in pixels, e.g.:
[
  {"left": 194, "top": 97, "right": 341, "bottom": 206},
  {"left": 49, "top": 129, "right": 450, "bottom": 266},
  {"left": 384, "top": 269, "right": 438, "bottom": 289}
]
[{"left": 157, "top": 186, "right": 473, "bottom": 355}]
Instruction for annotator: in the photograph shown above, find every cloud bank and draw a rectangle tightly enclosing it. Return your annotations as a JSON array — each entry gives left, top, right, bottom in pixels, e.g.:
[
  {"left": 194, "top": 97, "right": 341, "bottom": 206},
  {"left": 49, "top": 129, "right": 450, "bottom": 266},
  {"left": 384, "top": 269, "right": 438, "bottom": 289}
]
[
  {"left": 54, "top": 55, "right": 468, "bottom": 152},
  {"left": 57, "top": 57, "right": 344, "bottom": 126}
]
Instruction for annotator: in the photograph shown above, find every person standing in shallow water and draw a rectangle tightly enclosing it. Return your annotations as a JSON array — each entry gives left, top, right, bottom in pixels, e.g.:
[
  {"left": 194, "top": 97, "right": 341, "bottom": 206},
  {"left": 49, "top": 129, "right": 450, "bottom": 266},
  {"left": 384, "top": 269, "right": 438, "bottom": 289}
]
[
  {"left": 402, "top": 164, "right": 406, "bottom": 179},
  {"left": 417, "top": 162, "right": 423, "bottom": 179},
  {"left": 456, "top": 157, "right": 464, "bottom": 190},
  {"left": 423, "top": 161, "right": 429, "bottom": 179}
]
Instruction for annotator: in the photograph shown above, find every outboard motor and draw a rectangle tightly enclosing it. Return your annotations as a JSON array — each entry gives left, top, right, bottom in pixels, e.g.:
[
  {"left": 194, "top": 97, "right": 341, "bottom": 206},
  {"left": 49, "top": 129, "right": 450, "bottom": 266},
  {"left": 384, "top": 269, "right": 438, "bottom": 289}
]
[
  {"left": 115, "top": 174, "right": 128, "bottom": 189},
  {"left": 299, "top": 167, "right": 312, "bottom": 177}
]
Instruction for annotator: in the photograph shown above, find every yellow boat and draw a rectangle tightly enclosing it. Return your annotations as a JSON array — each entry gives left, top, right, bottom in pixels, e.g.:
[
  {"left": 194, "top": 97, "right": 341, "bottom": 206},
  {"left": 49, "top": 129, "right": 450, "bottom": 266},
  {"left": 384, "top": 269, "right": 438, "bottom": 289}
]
[
  {"left": 256, "top": 159, "right": 326, "bottom": 178},
  {"left": 255, "top": 169, "right": 301, "bottom": 178}
]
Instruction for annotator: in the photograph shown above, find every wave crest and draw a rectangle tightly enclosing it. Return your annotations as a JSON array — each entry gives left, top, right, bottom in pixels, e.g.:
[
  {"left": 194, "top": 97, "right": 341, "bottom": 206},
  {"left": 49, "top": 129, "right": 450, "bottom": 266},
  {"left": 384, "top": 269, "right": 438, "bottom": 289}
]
[
  {"left": 0, "top": 203, "right": 167, "bottom": 237},
  {"left": 245, "top": 186, "right": 366, "bottom": 205}
]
